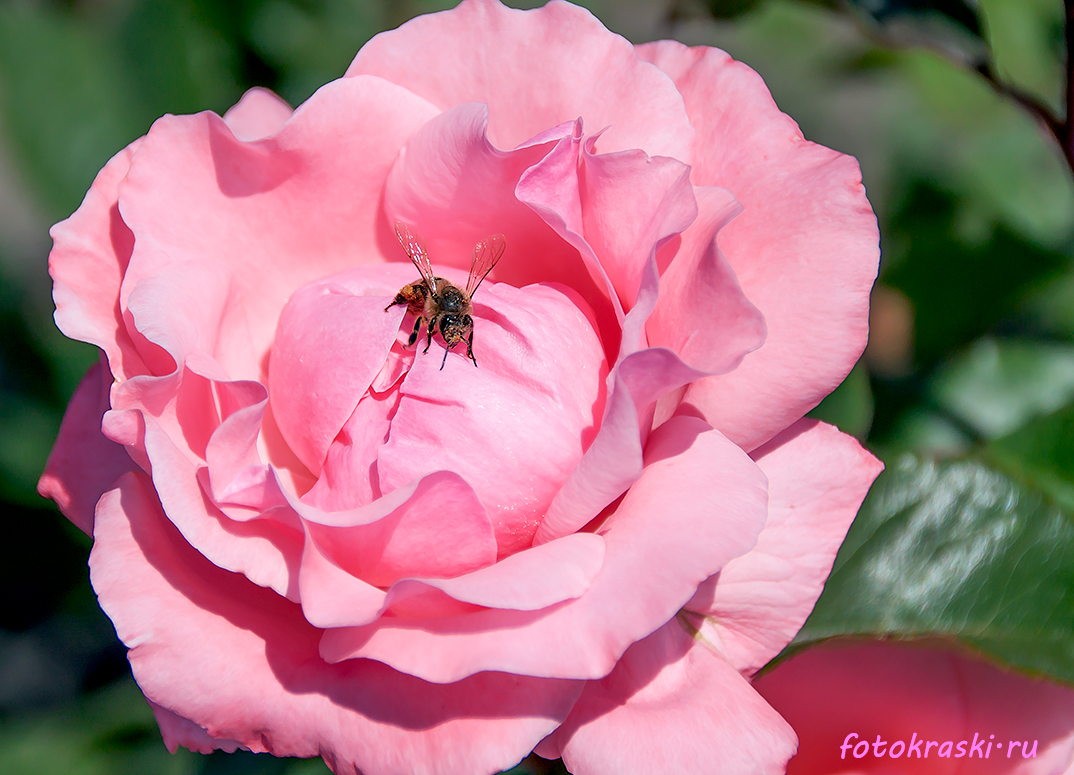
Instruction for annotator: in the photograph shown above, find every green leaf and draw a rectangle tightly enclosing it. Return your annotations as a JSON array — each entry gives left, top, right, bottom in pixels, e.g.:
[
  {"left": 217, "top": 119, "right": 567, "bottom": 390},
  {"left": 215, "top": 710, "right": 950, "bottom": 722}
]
[
  {"left": 0, "top": 678, "right": 194, "bottom": 775},
  {"left": 883, "top": 182, "right": 1068, "bottom": 367},
  {"left": 0, "top": 5, "right": 142, "bottom": 219},
  {"left": 0, "top": 675, "right": 335, "bottom": 774},
  {"left": 791, "top": 455, "right": 1074, "bottom": 686},
  {"left": 990, "top": 402, "right": 1074, "bottom": 512},
  {"left": 929, "top": 337, "right": 1074, "bottom": 439},
  {"left": 808, "top": 361, "right": 874, "bottom": 439}
]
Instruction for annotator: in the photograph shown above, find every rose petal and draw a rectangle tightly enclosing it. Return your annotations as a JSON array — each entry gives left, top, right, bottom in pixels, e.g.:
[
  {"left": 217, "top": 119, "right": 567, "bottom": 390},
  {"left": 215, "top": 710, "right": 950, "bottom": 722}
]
[
  {"left": 685, "top": 419, "right": 883, "bottom": 676},
  {"left": 269, "top": 275, "right": 405, "bottom": 475},
  {"left": 112, "top": 390, "right": 304, "bottom": 600},
  {"left": 38, "top": 359, "right": 135, "bottom": 535},
  {"left": 382, "top": 102, "right": 621, "bottom": 359},
  {"left": 578, "top": 140, "right": 696, "bottom": 312},
  {"left": 222, "top": 87, "right": 293, "bottom": 142},
  {"left": 544, "top": 620, "right": 797, "bottom": 775},
  {"left": 648, "top": 185, "right": 766, "bottom": 375},
  {"left": 48, "top": 141, "right": 147, "bottom": 381},
  {"left": 321, "top": 415, "right": 766, "bottom": 683},
  {"left": 302, "top": 381, "right": 401, "bottom": 512},
  {"left": 116, "top": 75, "right": 439, "bottom": 384},
  {"left": 377, "top": 280, "right": 607, "bottom": 554},
  {"left": 535, "top": 347, "right": 705, "bottom": 545},
  {"left": 148, "top": 701, "right": 242, "bottom": 755},
  {"left": 638, "top": 41, "right": 879, "bottom": 451},
  {"left": 91, "top": 471, "right": 583, "bottom": 775},
  {"left": 297, "top": 523, "right": 388, "bottom": 629},
  {"left": 305, "top": 470, "right": 497, "bottom": 589},
  {"left": 754, "top": 640, "right": 1074, "bottom": 775},
  {"left": 387, "top": 531, "right": 605, "bottom": 612},
  {"left": 348, "top": 0, "right": 694, "bottom": 160}
]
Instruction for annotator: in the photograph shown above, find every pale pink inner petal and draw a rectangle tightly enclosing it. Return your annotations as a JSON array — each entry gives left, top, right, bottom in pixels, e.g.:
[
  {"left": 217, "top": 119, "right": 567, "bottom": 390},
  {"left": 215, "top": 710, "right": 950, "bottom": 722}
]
[
  {"left": 535, "top": 348, "right": 707, "bottom": 545},
  {"left": 302, "top": 383, "right": 400, "bottom": 512},
  {"left": 377, "top": 279, "right": 607, "bottom": 555},
  {"left": 320, "top": 416, "right": 767, "bottom": 684},
  {"left": 385, "top": 531, "right": 605, "bottom": 612},
  {"left": 306, "top": 470, "right": 497, "bottom": 588},
  {"left": 269, "top": 276, "right": 404, "bottom": 475},
  {"left": 381, "top": 101, "right": 620, "bottom": 358},
  {"left": 297, "top": 523, "right": 388, "bottom": 629},
  {"left": 578, "top": 139, "right": 697, "bottom": 311}
]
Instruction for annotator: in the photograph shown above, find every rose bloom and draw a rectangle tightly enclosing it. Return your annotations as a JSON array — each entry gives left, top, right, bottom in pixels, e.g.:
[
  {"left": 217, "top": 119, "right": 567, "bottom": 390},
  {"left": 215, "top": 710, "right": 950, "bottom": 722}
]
[
  {"left": 754, "top": 640, "right": 1074, "bottom": 775},
  {"left": 38, "top": 1, "right": 882, "bottom": 773}
]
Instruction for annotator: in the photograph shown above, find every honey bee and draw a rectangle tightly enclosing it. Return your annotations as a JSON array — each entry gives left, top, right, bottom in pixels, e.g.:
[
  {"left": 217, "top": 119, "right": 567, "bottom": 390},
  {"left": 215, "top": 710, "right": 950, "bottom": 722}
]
[{"left": 385, "top": 221, "right": 506, "bottom": 369}]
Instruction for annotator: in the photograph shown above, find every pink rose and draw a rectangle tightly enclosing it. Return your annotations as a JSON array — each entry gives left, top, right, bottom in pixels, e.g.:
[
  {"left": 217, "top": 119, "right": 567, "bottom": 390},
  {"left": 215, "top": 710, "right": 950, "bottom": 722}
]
[
  {"left": 38, "top": 1, "right": 882, "bottom": 773},
  {"left": 754, "top": 640, "right": 1074, "bottom": 775}
]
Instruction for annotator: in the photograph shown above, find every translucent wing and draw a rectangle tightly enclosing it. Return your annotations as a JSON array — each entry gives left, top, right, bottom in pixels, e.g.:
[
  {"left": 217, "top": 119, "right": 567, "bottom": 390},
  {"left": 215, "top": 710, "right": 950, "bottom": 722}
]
[
  {"left": 466, "top": 234, "right": 506, "bottom": 297},
  {"left": 394, "top": 221, "right": 437, "bottom": 294}
]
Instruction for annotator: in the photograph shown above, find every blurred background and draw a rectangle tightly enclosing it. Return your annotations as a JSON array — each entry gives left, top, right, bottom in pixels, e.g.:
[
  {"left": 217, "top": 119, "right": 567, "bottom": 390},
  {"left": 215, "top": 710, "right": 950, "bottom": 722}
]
[{"left": 0, "top": 0, "right": 1071, "bottom": 773}]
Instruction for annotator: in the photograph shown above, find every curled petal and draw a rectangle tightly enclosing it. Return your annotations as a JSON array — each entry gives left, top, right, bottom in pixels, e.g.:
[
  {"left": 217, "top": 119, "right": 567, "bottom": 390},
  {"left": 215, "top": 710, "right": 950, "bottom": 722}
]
[
  {"left": 306, "top": 470, "right": 498, "bottom": 589},
  {"left": 382, "top": 102, "right": 621, "bottom": 358},
  {"left": 638, "top": 41, "right": 879, "bottom": 451},
  {"left": 348, "top": 0, "right": 694, "bottom": 160},
  {"left": 222, "top": 87, "right": 293, "bottom": 142},
  {"left": 116, "top": 75, "right": 439, "bottom": 383},
  {"left": 269, "top": 276, "right": 404, "bottom": 475},
  {"left": 91, "top": 472, "right": 583, "bottom": 775},
  {"left": 648, "top": 186, "right": 766, "bottom": 375},
  {"left": 320, "top": 416, "right": 766, "bottom": 683},
  {"left": 38, "top": 360, "right": 136, "bottom": 535},
  {"left": 48, "top": 141, "right": 146, "bottom": 381},
  {"left": 544, "top": 620, "right": 796, "bottom": 775},
  {"left": 577, "top": 140, "right": 696, "bottom": 312},
  {"left": 686, "top": 419, "right": 883, "bottom": 676},
  {"left": 535, "top": 348, "right": 705, "bottom": 545}
]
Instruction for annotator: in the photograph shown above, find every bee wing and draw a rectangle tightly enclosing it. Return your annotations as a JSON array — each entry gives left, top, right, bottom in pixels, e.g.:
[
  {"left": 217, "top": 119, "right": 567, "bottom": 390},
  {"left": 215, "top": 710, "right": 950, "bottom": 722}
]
[
  {"left": 394, "top": 221, "right": 437, "bottom": 294},
  {"left": 466, "top": 234, "right": 506, "bottom": 297}
]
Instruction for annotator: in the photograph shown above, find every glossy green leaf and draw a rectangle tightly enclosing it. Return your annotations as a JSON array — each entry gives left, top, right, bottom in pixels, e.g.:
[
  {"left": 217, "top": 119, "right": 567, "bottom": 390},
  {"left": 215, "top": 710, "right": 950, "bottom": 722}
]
[
  {"left": 930, "top": 337, "right": 1074, "bottom": 439},
  {"left": 790, "top": 455, "right": 1074, "bottom": 686}
]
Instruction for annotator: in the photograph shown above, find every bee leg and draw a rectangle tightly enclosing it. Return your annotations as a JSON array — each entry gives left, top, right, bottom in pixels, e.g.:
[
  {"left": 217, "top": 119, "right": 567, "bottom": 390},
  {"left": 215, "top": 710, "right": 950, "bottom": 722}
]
[
  {"left": 407, "top": 316, "right": 423, "bottom": 347},
  {"left": 423, "top": 315, "right": 438, "bottom": 354},
  {"left": 465, "top": 326, "right": 477, "bottom": 368}
]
